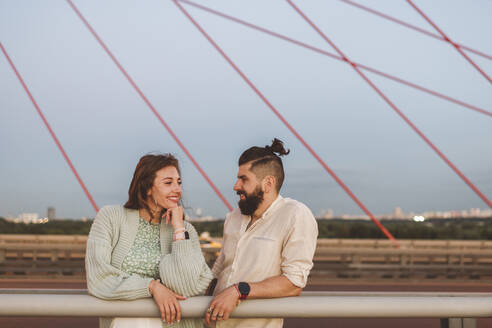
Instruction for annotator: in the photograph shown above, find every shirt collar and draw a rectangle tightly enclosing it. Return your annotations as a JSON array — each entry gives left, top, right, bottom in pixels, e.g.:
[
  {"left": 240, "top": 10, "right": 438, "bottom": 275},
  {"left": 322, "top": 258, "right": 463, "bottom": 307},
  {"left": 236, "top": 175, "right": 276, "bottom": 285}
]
[{"left": 258, "top": 194, "right": 284, "bottom": 221}]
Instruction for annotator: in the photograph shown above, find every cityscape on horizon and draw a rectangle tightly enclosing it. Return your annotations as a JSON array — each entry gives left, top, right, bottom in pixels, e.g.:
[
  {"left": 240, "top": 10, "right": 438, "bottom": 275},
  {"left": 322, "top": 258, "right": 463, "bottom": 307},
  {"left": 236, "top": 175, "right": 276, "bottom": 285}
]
[{"left": 3, "top": 205, "right": 492, "bottom": 224}]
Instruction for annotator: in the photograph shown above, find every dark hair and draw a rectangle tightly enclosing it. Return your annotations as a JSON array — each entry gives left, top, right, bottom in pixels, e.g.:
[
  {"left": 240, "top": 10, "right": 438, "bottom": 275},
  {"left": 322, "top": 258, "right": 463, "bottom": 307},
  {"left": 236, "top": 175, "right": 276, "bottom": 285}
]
[
  {"left": 238, "top": 138, "right": 290, "bottom": 193},
  {"left": 124, "top": 154, "right": 180, "bottom": 218}
]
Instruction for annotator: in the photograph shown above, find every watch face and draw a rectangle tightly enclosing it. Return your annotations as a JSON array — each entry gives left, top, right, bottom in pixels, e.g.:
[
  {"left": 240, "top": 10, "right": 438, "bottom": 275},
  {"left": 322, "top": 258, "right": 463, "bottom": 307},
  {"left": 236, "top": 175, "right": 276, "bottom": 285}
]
[{"left": 238, "top": 282, "right": 250, "bottom": 296}]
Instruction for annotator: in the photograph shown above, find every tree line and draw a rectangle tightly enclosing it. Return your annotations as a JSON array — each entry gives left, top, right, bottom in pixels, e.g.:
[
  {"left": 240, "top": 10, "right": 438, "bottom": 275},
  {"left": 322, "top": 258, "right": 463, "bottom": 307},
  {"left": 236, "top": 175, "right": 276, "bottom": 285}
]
[{"left": 1, "top": 217, "right": 491, "bottom": 239}]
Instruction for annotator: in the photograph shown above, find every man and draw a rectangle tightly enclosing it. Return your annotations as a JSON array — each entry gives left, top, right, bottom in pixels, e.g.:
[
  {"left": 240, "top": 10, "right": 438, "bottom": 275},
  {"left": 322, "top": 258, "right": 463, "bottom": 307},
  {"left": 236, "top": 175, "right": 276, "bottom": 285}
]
[{"left": 205, "top": 138, "right": 318, "bottom": 327}]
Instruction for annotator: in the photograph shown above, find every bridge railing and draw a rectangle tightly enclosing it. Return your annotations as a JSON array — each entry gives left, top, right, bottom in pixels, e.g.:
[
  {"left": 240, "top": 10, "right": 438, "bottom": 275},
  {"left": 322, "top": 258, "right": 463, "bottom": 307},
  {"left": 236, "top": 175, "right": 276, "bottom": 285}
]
[
  {"left": 3, "top": 234, "right": 492, "bottom": 250},
  {"left": 0, "top": 289, "right": 490, "bottom": 328},
  {"left": 2, "top": 235, "right": 492, "bottom": 279}
]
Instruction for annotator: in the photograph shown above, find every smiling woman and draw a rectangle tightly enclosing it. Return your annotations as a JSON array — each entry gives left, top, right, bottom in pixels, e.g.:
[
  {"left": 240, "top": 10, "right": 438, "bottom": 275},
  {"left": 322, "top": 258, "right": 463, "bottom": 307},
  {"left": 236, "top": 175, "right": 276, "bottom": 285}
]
[{"left": 85, "top": 154, "right": 213, "bottom": 328}]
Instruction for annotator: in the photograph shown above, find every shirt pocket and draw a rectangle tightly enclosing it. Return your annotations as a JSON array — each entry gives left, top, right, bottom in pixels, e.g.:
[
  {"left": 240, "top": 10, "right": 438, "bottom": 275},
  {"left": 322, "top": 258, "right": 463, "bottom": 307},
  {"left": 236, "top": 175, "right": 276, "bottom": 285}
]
[
  {"left": 243, "top": 235, "right": 282, "bottom": 273},
  {"left": 252, "top": 236, "right": 277, "bottom": 242},
  {"left": 249, "top": 235, "right": 280, "bottom": 257}
]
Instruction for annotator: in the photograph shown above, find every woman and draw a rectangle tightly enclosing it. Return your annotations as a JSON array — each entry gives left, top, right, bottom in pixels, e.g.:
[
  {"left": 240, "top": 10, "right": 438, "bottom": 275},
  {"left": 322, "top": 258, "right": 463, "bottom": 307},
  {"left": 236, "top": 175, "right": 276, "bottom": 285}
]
[{"left": 86, "top": 154, "right": 213, "bottom": 328}]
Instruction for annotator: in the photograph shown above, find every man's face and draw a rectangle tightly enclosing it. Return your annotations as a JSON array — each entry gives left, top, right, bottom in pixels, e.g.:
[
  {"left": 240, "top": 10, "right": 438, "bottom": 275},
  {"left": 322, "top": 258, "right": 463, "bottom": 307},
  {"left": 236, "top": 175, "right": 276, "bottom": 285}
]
[{"left": 233, "top": 163, "right": 264, "bottom": 216}]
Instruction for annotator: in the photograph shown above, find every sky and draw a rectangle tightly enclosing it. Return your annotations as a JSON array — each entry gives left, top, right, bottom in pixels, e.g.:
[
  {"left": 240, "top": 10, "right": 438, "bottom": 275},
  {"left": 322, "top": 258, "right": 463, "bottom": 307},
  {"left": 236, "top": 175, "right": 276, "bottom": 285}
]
[{"left": 0, "top": 0, "right": 491, "bottom": 219}]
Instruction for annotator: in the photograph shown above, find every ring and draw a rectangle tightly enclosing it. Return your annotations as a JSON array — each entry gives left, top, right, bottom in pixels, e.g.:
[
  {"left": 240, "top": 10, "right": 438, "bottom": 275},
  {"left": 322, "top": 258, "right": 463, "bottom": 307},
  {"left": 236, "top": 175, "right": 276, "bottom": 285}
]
[
  {"left": 207, "top": 307, "right": 213, "bottom": 314},
  {"left": 218, "top": 314, "right": 224, "bottom": 318}
]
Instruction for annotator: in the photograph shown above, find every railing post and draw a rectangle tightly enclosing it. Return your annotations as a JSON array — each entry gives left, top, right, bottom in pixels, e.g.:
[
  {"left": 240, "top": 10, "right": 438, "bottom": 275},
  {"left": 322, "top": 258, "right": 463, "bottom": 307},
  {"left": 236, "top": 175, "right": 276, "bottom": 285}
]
[{"left": 441, "top": 318, "right": 477, "bottom": 328}]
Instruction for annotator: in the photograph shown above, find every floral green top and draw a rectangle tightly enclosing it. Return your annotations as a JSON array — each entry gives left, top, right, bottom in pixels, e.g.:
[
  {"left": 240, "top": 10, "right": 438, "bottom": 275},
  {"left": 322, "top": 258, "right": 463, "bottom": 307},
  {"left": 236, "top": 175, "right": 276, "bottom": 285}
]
[{"left": 121, "top": 217, "right": 161, "bottom": 279}]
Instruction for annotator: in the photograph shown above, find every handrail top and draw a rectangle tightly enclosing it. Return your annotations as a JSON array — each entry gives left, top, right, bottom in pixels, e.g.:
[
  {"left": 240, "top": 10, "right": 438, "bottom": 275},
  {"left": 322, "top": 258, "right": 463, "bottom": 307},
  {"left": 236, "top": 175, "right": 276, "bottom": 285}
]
[
  {"left": 2, "top": 289, "right": 492, "bottom": 297},
  {"left": 2, "top": 292, "right": 492, "bottom": 318}
]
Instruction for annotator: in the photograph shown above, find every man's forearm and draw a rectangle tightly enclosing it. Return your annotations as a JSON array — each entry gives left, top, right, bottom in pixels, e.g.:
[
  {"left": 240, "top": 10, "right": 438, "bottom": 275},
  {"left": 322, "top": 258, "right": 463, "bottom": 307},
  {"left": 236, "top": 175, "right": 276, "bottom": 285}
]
[{"left": 248, "top": 276, "right": 301, "bottom": 298}]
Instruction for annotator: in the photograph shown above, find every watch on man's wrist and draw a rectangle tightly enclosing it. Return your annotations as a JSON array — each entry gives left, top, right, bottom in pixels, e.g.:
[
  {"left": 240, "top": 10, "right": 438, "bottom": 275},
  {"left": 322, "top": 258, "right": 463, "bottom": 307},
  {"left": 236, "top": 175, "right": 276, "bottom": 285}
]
[{"left": 237, "top": 282, "right": 250, "bottom": 300}]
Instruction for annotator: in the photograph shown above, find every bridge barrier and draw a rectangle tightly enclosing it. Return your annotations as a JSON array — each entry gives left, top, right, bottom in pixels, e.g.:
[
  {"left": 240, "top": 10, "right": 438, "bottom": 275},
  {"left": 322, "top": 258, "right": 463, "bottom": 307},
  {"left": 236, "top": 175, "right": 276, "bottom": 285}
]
[
  {"left": 316, "top": 238, "right": 492, "bottom": 250},
  {"left": 2, "top": 235, "right": 492, "bottom": 279},
  {"left": 3, "top": 234, "right": 492, "bottom": 249},
  {"left": 0, "top": 290, "right": 490, "bottom": 328}
]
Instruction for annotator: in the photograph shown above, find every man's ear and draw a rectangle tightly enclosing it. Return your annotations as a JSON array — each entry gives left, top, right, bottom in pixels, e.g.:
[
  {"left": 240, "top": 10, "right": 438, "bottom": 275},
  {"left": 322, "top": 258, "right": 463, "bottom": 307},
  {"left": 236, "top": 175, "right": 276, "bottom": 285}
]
[{"left": 262, "top": 175, "right": 276, "bottom": 194}]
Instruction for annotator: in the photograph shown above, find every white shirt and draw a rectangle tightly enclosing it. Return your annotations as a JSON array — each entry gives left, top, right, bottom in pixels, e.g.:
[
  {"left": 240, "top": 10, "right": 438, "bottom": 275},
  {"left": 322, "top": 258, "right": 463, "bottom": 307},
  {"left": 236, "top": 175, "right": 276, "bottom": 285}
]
[{"left": 212, "top": 195, "right": 318, "bottom": 327}]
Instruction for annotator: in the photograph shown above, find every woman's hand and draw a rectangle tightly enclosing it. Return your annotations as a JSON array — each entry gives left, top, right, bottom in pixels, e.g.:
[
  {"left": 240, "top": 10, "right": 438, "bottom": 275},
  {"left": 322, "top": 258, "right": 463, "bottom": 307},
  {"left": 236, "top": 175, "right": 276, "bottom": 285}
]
[
  {"left": 164, "top": 206, "right": 185, "bottom": 231},
  {"left": 149, "top": 280, "right": 187, "bottom": 324}
]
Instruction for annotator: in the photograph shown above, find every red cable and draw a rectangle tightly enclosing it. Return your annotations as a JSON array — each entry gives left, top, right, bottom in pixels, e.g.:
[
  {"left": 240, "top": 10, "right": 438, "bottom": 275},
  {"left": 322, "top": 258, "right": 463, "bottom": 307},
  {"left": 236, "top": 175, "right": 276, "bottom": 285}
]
[
  {"left": 0, "top": 42, "right": 99, "bottom": 213},
  {"left": 178, "top": 0, "right": 491, "bottom": 118},
  {"left": 406, "top": 0, "right": 492, "bottom": 85},
  {"left": 286, "top": 0, "right": 492, "bottom": 210},
  {"left": 65, "top": 0, "right": 233, "bottom": 212},
  {"left": 172, "top": 0, "right": 399, "bottom": 244},
  {"left": 338, "top": 0, "right": 492, "bottom": 62}
]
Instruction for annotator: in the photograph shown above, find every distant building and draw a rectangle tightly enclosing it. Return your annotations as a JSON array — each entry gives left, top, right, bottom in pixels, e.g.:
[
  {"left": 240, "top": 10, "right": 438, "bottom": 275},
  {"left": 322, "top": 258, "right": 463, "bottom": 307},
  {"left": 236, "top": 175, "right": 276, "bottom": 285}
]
[
  {"left": 47, "top": 207, "right": 56, "bottom": 220},
  {"left": 17, "top": 213, "right": 39, "bottom": 224},
  {"left": 393, "top": 207, "right": 403, "bottom": 219},
  {"left": 12, "top": 213, "right": 48, "bottom": 224},
  {"left": 469, "top": 208, "right": 481, "bottom": 217},
  {"left": 320, "top": 209, "right": 334, "bottom": 219},
  {"left": 188, "top": 215, "right": 219, "bottom": 222}
]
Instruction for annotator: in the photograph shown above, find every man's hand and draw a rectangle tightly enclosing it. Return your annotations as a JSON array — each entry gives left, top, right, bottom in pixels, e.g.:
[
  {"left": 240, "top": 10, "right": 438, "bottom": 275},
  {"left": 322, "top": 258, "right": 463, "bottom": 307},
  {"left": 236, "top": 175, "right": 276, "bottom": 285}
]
[
  {"left": 205, "top": 285, "right": 240, "bottom": 325},
  {"left": 149, "top": 280, "right": 187, "bottom": 324}
]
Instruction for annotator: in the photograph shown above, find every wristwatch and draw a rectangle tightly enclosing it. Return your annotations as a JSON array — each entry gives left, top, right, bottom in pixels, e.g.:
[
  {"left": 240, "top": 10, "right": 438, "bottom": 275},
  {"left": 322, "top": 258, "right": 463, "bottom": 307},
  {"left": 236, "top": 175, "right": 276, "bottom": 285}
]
[
  {"left": 237, "top": 282, "right": 250, "bottom": 300},
  {"left": 173, "top": 229, "right": 190, "bottom": 241}
]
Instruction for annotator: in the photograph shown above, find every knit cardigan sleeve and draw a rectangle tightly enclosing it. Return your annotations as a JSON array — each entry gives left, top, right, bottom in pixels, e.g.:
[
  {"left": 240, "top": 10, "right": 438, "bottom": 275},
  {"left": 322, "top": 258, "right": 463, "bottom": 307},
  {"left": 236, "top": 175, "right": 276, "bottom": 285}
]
[
  {"left": 85, "top": 206, "right": 153, "bottom": 300},
  {"left": 159, "top": 222, "right": 214, "bottom": 297}
]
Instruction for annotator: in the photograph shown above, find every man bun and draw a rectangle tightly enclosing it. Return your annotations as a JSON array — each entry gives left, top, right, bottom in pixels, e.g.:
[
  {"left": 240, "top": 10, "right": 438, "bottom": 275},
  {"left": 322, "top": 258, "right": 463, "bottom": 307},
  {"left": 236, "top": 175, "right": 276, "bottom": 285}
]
[{"left": 265, "top": 138, "right": 290, "bottom": 157}]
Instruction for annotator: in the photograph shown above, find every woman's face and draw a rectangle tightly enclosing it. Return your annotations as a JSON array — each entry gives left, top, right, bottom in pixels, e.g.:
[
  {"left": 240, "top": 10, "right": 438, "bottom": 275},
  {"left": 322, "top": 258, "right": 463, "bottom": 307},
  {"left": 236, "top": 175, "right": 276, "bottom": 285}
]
[{"left": 148, "top": 166, "right": 182, "bottom": 210}]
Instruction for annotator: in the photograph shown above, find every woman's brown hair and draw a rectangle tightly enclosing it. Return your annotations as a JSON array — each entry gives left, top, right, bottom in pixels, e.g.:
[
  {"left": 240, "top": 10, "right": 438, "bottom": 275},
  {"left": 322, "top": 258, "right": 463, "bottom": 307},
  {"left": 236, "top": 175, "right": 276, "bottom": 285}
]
[{"left": 124, "top": 154, "right": 180, "bottom": 219}]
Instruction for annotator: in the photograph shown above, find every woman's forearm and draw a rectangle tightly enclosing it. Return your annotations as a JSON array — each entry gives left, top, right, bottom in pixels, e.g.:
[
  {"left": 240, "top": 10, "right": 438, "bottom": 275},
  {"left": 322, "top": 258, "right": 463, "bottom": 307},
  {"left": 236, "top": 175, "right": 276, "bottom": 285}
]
[{"left": 159, "top": 226, "right": 213, "bottom": 296}]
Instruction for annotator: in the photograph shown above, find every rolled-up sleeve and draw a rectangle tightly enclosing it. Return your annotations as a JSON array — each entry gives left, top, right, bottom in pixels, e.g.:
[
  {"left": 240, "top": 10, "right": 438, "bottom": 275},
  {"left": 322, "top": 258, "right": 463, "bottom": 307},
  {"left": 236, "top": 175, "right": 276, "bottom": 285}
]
[{"left": 280, "top": 206, "right": 318, "bottom": 288}]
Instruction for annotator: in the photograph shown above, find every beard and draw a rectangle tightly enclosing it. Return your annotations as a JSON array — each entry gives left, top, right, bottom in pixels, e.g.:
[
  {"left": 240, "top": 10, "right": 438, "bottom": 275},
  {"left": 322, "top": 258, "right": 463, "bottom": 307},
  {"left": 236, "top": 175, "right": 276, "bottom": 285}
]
[{"left": 237, "top": 186, "right": 264, "bottom": 216}]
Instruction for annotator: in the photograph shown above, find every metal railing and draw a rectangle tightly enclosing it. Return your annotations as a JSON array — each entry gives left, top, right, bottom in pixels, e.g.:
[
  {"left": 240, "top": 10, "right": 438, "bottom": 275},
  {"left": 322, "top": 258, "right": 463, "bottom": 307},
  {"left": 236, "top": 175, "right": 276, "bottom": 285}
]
[
  {"left": 3, "top": 236, "right": 492, "bottom": 280},
  {"left": 0, "top": 289, "right": 490, "bottom": 328},
  {"left": 3, "top": 234, "right": 492, "bottom": 250}
]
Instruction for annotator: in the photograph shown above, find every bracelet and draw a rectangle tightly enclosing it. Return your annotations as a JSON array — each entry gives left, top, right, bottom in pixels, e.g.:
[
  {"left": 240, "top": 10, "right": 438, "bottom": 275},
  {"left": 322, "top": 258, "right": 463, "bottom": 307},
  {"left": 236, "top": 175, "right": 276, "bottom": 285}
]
[
  {"left": 233, "top": 284, "right": 241, "bottom": 298},
  {"left": 234, "top": 284, "right": 242, "bottom": 306},
  {"left": 174, "top": 227, "right": 186, "bottom": 233}
]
